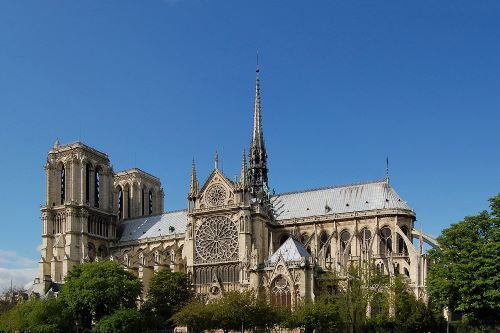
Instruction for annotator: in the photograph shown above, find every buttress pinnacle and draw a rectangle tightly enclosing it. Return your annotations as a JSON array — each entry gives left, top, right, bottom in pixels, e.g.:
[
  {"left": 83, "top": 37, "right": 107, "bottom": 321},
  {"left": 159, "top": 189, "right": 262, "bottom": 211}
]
[{"left": 188, "top": 159, "right": 199, "bottom": 197}]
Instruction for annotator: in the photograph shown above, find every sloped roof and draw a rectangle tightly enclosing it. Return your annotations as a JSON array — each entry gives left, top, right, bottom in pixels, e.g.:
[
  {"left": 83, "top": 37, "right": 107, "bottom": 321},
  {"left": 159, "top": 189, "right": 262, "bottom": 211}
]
[
  {"left": 118, "top": 210, "right": 187, "bottom": 242},
  {"left": 117, "top": 180, "right": 412, "bottom": 243},
  {"left": 268, "top": 237, "right": 311, "bottom": 263},
  {"left": 272, "top": 179, "right": 412, "bottom": 220}
]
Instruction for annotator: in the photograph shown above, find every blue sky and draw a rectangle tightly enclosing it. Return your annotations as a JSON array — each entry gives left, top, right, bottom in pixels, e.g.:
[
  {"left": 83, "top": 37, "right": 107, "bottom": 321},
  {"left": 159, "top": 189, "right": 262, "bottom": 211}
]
[{"left": 0, "top": 0, "right": 499, "bottom": 289}]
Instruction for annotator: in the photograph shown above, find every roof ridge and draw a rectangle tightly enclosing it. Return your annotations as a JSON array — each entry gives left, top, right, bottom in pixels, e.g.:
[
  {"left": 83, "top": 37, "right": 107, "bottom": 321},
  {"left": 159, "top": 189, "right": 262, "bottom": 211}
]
[
  {"left": 274, "top": 178, "right": 387, "bottom": 197},
  {"left": 120, "top": 209, "right": 187, "bottom": 224},
  {"left": 115, "top": 168, "right": 161, "bottom": 182},
  {"left": 164, "top": 208, "right": 188, "bottom": 214}
]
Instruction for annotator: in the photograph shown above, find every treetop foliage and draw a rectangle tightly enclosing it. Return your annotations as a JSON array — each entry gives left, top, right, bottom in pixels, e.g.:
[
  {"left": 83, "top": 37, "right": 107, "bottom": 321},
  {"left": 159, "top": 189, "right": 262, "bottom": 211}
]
[
  {"left": 427, "top": 194, "right": 500, "bottom": 326},
  {"left": 142, "top": 268, "right": 193, "bottom": 329},
  {"left": 61, "top": 260, "right": 142, "bottom": 328}
]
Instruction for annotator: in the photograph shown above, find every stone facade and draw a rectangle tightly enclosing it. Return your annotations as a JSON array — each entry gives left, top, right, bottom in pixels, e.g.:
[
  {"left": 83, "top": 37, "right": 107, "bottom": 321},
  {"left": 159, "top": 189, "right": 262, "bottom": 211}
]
[{"left": 33, "top": 67, "right": 437, "bottom": 305}]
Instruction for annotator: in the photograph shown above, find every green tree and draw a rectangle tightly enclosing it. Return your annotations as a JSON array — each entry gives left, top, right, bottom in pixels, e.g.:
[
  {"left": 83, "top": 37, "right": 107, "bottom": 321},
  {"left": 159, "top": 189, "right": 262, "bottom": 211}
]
[
  {"left": 0, "top": 298, "right": 72, "bottom": 333},
  {"left": 94, "top": 308, "right": 144, "bottom": 333},
  {"left": 142, "top": 268, "right": 193, "bottom": 328},
  {"left": 171, "top": 299, "right": 216, "bottom": 333},
  {"left": 61, "top": 260, "right": 142, "bottom": 329},
  {"left": 172, "top": 291, "right": 281, "bottom": 333},
  {"left": 283, "top": 299, "right": 339, "bottom": 333},
  {"left": 393, "top": 276, "right": 443, "bottom": 332},
  {"left": 211, "top": 290, "right": 257, "bottom": 332},
  {"left": 333, "top": 264, "right": 389, "bottom": 332},
  {"left": 427, "top": 194, "right": 500, "bottom": 326}
]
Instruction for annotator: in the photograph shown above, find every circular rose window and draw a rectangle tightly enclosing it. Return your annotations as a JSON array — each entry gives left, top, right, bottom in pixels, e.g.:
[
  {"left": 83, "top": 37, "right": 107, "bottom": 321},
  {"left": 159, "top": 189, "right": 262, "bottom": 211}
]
[
  {"left": 206, "top": 184, "right": 227, "bottom": 206},
  {"left": 195, "top": 216, "right": 238, "bottom": 263}
]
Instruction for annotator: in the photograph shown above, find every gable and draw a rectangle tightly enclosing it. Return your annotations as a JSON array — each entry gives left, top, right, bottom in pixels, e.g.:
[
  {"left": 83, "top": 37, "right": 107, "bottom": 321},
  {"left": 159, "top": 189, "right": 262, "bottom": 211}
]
[{"left": 198, "top": 169, "right": 236, "bottom": 208}]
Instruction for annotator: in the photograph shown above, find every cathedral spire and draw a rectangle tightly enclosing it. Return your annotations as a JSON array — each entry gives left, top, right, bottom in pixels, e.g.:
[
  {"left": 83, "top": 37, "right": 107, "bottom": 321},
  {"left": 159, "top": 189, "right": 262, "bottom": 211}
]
[
  {"left": 214, "top": 151, "right": 219, "bottom": 170},
  {"left": 249, "top": 61, "right": 268, "bottom": 198},
  {"left": 189, "top": 159, "right": 199, "bottom": 197}
]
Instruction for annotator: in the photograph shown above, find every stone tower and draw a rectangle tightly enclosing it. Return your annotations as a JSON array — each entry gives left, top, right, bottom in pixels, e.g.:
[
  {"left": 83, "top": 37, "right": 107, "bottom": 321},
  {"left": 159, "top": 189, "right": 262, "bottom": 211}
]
[
  {"left": 114, "top": 168, "right": 164, "bottom": 221},
  {"left": 39, "top": 142, "right": 117, "bottom": 289}
]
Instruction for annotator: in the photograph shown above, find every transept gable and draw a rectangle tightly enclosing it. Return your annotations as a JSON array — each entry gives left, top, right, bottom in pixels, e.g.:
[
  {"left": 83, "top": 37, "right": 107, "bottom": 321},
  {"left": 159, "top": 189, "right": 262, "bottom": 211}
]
[{"left": 198, "top": 169, "right": 236, "bottom": 208}]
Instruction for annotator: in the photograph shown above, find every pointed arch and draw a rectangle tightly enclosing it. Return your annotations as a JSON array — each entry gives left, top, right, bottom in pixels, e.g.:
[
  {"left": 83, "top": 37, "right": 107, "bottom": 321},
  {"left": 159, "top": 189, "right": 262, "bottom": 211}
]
[
  {"left": 379, "top": 226, "right": 392, "bottom": 256},
  {"left": 270, "top": 275, "right": 292, "bottom": 308},
  {"left": 340, "top": 229, "right": 351, "bottom": 255},
  {"left": 360, "top": 227, "right": 372, "bottom": 253}
]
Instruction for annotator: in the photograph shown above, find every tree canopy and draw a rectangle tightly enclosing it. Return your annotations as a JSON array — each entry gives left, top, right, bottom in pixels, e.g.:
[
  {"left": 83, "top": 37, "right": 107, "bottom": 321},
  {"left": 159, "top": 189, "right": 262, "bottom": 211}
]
[
  {"left": 427, "top": 194, "right": 500, "bottom": 326},
  {"left": 0, "top": 297, "right": 72, "bottom": 333},
  {"left": 142, "top": 268, "right": 193, "bottom": 328},
  {"left": 94, "top": 308, "right": 145, "bottom": 333},
  {"left": 172, "top": 290, "right": 283, "bottom": 333},
  {"left": 61, "top": 260, "right": 142, "bottom": 329}
]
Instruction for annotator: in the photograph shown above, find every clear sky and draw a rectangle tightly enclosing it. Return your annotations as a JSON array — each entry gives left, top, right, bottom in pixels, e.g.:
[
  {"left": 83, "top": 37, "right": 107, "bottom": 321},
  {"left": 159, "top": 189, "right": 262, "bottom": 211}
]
[{"left": 0, "top": 0, "right": 499, "bottom": 290}]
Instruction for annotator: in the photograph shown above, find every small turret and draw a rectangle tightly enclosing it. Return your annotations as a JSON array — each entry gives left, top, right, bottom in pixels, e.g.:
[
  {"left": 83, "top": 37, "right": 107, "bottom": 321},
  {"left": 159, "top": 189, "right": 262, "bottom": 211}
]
[
  {"left": 240, "top": 150, "right": 248, "bottom": 189},
  {"left": 188, "top": 159, "right": 199, "bottom": 198}
]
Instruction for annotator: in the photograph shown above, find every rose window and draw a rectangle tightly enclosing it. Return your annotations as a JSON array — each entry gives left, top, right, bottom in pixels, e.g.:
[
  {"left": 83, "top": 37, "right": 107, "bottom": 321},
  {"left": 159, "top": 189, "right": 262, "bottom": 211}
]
[
  {"left": 206, "top": 184, "right": 227, "bottom": 206},
  {"left": 195, "top": 216, "right": 238, "bottom": 263}
]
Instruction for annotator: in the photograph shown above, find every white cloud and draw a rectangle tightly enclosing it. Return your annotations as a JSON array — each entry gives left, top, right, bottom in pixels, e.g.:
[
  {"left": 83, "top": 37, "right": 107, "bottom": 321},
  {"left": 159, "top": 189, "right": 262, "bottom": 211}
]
[
  {"left": 0, "top": 267, "right": 38, "bottom": 292},
  {"left": 0, "top": 250, "right": 38, "bottom": 292}
]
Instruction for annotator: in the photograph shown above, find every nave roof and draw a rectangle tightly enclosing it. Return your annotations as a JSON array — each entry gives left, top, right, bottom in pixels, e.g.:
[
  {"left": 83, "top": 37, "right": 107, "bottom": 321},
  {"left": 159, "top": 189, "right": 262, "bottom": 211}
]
[
  {"left": 272, "top": 179, "right": 412, "bottom": 221},
  {"left": 117, "top": 179, "right": 412, "bottom": 243},
  {"left": 118, "top": 209, "right": 187, "bottom": 242}
]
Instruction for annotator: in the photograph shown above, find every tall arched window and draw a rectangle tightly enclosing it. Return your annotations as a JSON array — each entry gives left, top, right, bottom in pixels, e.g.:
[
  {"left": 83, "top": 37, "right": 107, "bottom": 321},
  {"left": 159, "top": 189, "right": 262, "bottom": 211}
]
[
  {"left": 60, "top": 165, "right": 65, "bottom": 204},
  {"left": 85, "top": 164, "right": 90, "bottom": 203},
  {"left": 340, "top": 230, "right": 351, "bottom": 255},
  {"left": 148, "top": 190, "right": 153, "bottom": 215},
  {"left": 320, "top": 231, "right": 330, "bottom": 257},
  {"left": 379, "top": 226, "right": 392, "bottom": 256},
  {"left": 117, "top": 187, "right": 123, "bottom": 220},
  {"left": 271, "top": 276, "right": 292, "bottom": 308},
  {"left": 94, "top": 167, "right": 100, "bottom": 208},
  {"left": 398, "top": 225, "right": 409, "bottom": 254},
  {"left": 361, "top": 227, "right": 372, "bottom": 252}
]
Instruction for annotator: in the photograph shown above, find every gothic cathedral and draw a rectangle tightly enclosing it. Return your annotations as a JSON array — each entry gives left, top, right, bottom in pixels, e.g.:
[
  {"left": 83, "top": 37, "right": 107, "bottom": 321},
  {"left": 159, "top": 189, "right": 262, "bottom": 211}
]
[{"left": 33, "top": 66, "right": 438, "bottom": 305}]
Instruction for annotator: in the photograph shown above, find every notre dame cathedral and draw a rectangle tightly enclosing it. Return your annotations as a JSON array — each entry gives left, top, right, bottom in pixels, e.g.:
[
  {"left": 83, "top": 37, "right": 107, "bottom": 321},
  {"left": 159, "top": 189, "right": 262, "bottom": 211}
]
[{"left": 32, "top": 66, "right": 438, "bottom": 305}]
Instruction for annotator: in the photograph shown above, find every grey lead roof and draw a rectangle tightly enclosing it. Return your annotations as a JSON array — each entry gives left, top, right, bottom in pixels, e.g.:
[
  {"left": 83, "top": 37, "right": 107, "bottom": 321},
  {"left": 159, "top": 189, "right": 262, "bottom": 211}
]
[
  {"left": 118, "top": 210, "right": 187, "bottom": 242},
  {"left": 118, "top": 179, "right": 412, "bottom": 242},
  {"left": 272, "top": 179, "right": 412, "bottom": 220},
  {"left": 268, "top": 237, "right": 311, "bottom": 263}
]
